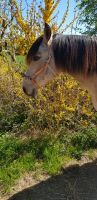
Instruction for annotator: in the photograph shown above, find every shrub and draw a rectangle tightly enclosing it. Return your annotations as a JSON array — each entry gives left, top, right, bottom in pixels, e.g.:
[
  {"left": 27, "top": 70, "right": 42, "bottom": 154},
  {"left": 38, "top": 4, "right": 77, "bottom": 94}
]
[{"left": 0, "top": 54, "right": 97, "bottom": 135}]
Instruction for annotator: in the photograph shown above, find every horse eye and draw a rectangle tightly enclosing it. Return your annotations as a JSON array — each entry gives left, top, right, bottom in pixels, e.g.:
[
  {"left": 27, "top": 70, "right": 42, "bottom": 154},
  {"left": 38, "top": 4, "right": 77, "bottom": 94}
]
[{"left": 33, "top": 55, "right": 41, "bottom": 61}]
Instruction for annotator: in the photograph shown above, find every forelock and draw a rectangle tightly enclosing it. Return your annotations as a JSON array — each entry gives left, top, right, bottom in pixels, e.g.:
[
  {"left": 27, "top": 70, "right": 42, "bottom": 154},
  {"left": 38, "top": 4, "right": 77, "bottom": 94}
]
[{"left": 26, "top": 36, "right": 43, "bottom": 65}]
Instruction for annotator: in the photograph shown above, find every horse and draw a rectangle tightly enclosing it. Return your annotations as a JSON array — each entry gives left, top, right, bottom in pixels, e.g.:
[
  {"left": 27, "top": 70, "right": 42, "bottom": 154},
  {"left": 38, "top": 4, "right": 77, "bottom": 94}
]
[{"left": 23, "top": 23, "right": 97, "bottom": 111}]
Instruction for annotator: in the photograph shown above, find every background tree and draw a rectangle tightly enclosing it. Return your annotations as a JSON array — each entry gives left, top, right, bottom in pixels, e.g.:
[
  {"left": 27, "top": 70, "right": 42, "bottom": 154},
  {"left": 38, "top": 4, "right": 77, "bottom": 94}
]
[
  {"left": 0, "top": 0, "right": 14, "bottom": 56},
  {"left": 76, "top": 0, "right": 97, "bottom": 35},
  {"left": 0, "top": 0, "right": 78, "bottom": 56}
]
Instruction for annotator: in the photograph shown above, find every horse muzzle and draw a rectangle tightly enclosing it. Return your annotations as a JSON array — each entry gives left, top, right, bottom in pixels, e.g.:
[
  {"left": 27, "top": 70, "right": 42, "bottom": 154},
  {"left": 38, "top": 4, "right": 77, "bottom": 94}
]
[{"left": 23, "top": 86, "right": 37, "bottom": 98}]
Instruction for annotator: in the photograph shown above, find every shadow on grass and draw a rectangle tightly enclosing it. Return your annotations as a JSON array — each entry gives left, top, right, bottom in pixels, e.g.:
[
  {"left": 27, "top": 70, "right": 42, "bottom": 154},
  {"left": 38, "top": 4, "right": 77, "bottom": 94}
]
[{"left": 8, "top": 159, "right": 97, "bottom": 200}]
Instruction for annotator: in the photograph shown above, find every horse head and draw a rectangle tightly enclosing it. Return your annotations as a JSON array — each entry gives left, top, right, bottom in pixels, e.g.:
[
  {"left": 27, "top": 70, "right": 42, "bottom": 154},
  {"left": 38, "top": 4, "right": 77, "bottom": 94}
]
[{"left": 23, "top": 23, "right": 57, "bottom": 98}]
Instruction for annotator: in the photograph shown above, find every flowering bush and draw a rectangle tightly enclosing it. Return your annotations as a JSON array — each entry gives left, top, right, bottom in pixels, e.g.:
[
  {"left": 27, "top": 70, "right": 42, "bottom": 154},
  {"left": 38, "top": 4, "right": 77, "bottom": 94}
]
[{"left": 0, "top": 55, "right": 96, "bottom": 135}]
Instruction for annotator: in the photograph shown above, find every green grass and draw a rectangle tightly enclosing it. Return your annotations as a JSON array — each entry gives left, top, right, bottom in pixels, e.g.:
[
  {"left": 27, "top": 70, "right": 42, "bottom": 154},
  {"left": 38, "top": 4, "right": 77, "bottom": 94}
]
[
  {"left": 0, "top": 153, "right": 35, "bottom": 192},
  {"left": 16, "top": 55, "right": 25, "bottom": 64},
  {"left": 0, "top": 127, "right": 97, "bottom": 193},
  {"left": 15, "top": 55, "right": 27, "bottom": 72}
]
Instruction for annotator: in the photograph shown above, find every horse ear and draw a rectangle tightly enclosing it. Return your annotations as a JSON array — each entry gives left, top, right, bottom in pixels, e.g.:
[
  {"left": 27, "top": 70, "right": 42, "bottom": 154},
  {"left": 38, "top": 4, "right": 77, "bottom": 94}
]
[{"left": 44, "top": 23, "right": 52, "bottom": 43}]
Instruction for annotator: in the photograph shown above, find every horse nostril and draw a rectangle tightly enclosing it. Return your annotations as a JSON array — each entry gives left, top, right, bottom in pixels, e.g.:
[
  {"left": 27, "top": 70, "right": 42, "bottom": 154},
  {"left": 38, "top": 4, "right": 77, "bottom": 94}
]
[{"left": 23, "top": 86, "right": 26, "bottom": 93}]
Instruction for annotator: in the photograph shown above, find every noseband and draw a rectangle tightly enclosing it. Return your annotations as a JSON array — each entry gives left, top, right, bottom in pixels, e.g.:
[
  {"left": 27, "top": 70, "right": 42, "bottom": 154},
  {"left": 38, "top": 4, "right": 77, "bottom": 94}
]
[{"left": 23, "top": 49, "right": 55, "bottom": 88}]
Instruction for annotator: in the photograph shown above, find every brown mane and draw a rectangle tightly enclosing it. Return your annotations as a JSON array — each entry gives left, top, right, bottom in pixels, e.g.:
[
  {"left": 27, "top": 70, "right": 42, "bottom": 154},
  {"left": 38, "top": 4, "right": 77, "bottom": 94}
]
[{"left": 52, "top": 35, "right": 97, "bottom": 75}]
